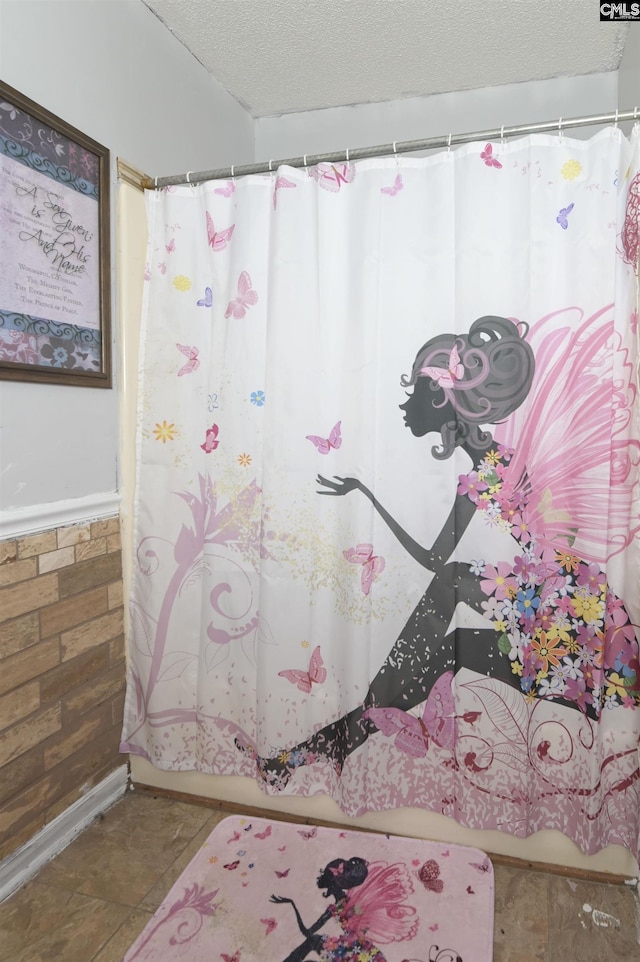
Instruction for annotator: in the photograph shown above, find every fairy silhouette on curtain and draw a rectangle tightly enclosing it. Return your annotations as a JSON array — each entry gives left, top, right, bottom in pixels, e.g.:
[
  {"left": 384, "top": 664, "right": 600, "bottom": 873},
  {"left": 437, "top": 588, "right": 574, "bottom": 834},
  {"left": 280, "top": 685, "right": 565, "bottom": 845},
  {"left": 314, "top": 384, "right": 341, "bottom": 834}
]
[
  {"left": 270, "top": 855, "right": 419, "bottom": 962},
  {"left": 240, "top": 312, "right": 639, "bottom": 787}
]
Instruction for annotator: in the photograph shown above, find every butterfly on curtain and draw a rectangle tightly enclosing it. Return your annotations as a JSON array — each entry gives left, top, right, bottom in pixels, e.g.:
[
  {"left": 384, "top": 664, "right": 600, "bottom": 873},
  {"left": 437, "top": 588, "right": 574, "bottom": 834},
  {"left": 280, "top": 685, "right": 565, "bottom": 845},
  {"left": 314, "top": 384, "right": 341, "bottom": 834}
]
[
  {"left": 273, "top": 176, "right": 296, "bottom": 209},
  {"left": 225, "top": 271, "right": 258, "bottom": 319},
  {"left": 278, "top": 646, "right": 327, "bottom": 693},
  {"left": 309, "top": 162, "right": 356, "bottom": 192},
  {"left": 480, "top": 143, "right": 503, "bottom": 169},
  {"left": 214, "top": 180, "right": 236, "bottom": 197},
  {"left": 305, "top": 420, "right": 342, "bottom": 454},
  {"left": 201, "top": 423, "right": 220, "bottom": 453},
  {"left": 380, "top": 173, "right": 403, "bottom": 196},
  {"left": 343, "top": 543, "right": 385, "bottom": 596},
  {"left": 206, "top": 211, "right": 235, "bottom": 251},
  {"left": 165, "top": 238, "right": 175, "bottom": 253},
  {"left": 556, "top": 203, "right": 574, "bottom": 229},
  {"left": 176, "top": 343, "right": 200, "bottom": 376},
  {"left": 420, "top": 344, "right": 464, "bottom": 388},
  {"left": 363, "top": 670, "right": 456, "bottom": 757},
  {"left": 197, "top": 286, "right": 213, "bottom": 308}
]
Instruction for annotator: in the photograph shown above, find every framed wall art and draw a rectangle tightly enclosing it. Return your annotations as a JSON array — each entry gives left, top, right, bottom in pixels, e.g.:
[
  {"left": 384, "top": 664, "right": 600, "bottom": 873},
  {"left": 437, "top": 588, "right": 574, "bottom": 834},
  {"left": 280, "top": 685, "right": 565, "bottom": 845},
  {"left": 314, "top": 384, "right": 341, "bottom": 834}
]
[{"left": 0, "top": 81, "right": 111, "bottom": 387}]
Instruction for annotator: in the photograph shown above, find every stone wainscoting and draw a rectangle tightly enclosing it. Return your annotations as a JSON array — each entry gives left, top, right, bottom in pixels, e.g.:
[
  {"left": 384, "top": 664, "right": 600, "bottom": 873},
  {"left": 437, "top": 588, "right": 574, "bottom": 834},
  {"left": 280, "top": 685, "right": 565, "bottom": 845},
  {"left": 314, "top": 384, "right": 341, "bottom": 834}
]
[{"left": 0, "top": 517, "right": 126, "bottom": 860}]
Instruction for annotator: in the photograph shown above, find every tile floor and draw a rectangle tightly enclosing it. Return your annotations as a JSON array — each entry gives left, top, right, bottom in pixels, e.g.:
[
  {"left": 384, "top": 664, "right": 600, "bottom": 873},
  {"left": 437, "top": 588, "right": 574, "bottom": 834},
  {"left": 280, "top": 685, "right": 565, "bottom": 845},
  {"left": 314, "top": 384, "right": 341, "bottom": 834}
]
[{"left": 0, "top": 789, "right": 638, "bottom": 961}]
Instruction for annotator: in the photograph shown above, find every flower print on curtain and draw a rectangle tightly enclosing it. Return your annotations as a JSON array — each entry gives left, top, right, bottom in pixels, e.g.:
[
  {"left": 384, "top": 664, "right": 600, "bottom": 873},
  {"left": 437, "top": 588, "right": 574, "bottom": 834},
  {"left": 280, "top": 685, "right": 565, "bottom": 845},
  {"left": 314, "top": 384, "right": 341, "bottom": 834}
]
[{"left": 121, "top": 126, "right": 640, "bottom": 862}]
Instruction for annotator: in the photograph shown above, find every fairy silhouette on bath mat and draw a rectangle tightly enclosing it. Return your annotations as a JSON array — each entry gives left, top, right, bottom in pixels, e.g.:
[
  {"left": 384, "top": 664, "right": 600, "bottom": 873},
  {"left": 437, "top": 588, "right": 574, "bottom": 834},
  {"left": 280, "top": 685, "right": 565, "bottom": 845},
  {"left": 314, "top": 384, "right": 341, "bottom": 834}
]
[
  {"left": 241, "top": 311, "right": 639, "bottom": 786},
  {"left": 270, "top": 855, "right": 419, "bottom": 962}
]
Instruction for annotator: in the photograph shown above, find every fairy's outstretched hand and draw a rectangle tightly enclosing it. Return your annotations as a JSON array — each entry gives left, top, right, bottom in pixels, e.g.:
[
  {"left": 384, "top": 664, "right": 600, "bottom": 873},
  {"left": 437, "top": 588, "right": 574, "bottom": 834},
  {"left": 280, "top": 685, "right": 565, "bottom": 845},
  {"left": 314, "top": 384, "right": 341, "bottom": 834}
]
[{"left": 316, "top": 475, "right": 361, "bottom": 496}]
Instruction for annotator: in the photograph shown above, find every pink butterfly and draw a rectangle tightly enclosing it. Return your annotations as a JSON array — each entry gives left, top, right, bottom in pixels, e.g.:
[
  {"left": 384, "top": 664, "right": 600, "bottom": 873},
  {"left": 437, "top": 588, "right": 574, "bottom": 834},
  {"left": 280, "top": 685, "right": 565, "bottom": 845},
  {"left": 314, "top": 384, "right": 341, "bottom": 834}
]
[
  {"left": 306, "top": 421, "right": 342, "bottom": 454},
  {"left": 176, "top": 343, "right": 200, "bottom": 376},
  {"left": 420, "top": 344, "right": 464, "bottom": 389},
  {"left": 297, "top": 826, "right": 318, "bottom": 839},
  {"left": 224, "top": 860, "right": 240, "bottom": 870},
  {"left": 206, "top": 211, "right": 235, "bottom": 251},
  {"left": 480, "top": 143, "right": 502, "bottom": 168},
  {"left": 261, "top": 918, "right": 277, "bottom": 935},
  {"left": 197, "top": 286, "right": 213, "bottom": 308},
  {"left": 275, "top": 868, "right": 290, "bottom": 878},
  {"left": 310, "top": 162, "right": 356, "bottom": 192},
  {"left": 278, "top": 646, "right": 327, "bottom": 693},
  {"left": 273, "top": 176, "right": 296, "bottom": 209},
  {"left": 201, "top": 423, "right": 220, "bottom": 453},
  {"left": 254, "top": 825, "right": 272, "bottom": 839},
  {"left": 221, "top": 953, "right": 240, "bottom": 962},
  {"left": 158, "top": 262, "right": 166, "bottom": 275},
  {"left": 227, "top": 831, "right": 241, "bottom": 844},
  {"left": 278, "top": 846, "right": 286, "bottom": 852},
  {"left": 363, "top": 670, "right": 456, "bottom": 757},
  {"left": 166, "top": 238, "right": 175, "bottom": 253},
  {"left": 214, "top": 180, "right": 236, "bottom": 197},
  {"left": 225, "top": 271, "right": 258, "bottom": 319},
  {"left": 343, "top": 543, "right": 385, "bottom": 596},
  {"left": 381, "top": 173, "right": 403, "bottom": 196}
]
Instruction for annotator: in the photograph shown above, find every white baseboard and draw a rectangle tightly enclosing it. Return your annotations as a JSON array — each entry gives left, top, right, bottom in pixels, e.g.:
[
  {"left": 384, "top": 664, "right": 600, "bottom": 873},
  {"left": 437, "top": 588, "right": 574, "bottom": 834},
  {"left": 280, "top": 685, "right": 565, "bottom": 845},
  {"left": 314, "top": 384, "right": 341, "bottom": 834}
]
[
  {"left": 0, "top": 765, "right": 129, "bottom": 903},
  {"left": 0, "top": 491, "right": 120, "bottom": 541}
]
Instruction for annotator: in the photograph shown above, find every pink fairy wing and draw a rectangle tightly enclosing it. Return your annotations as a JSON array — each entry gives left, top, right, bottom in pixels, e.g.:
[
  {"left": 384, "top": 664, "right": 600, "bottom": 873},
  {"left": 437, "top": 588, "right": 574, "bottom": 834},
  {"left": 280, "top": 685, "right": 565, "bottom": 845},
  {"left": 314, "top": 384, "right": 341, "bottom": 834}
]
[
  {"left": 343, "top": 861, "right": 418, "bottom": 943},
  {"left": 421, "top": 366, "right": 455, "bottom": 387},
  {"left": 448, "top": 344, "right": 464, "bottom": 380},
  {"left": 422, "top": 671, "right": 456, "bottom": 749},
  {"left": 360, "top": 555, "right": 385, "bottom": 595}
]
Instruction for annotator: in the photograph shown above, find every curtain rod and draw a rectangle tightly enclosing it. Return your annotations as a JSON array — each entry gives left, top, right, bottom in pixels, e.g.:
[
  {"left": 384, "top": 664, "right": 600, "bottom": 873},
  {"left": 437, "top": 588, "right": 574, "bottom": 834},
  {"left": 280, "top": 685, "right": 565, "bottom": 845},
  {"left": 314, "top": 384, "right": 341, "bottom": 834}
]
[{"left": 142, "top": 108, "right": 639, "bottom": 189}]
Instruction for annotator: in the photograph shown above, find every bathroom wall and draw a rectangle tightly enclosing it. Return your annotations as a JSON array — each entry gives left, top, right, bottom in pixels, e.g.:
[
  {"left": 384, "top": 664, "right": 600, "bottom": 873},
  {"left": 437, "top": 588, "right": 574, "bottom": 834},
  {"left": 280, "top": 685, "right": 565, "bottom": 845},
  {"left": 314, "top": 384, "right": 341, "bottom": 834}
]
[
  {"left": 0, "top": 0, "right": 253, "bottom": 859},
  {"left": 0, "top": 518, "right": 124, "bottom": 859}
]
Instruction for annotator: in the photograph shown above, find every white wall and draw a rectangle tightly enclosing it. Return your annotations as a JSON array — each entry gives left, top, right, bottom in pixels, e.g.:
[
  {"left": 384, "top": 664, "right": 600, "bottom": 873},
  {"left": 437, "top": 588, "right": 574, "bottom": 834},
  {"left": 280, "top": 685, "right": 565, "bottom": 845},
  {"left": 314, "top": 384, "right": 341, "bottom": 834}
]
[
  {"left": 255, "top": 72, "right": 618, "bottom": 162},
  {"left": 0, "top": 0, "right": 253, "bottom": 525}
]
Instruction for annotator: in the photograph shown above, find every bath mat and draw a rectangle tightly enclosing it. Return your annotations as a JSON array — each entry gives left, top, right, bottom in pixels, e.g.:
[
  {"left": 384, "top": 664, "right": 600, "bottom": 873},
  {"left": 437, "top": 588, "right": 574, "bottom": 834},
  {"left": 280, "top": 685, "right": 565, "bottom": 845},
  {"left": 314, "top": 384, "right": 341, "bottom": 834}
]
[{"left": 123, "top": 815, "right": 494, "bottom": 961}]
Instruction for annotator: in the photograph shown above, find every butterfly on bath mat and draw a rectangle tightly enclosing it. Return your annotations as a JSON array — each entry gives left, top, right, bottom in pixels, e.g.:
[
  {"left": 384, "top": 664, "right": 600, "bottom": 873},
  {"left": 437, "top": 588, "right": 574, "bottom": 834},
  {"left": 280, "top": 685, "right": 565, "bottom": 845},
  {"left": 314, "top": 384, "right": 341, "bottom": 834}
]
[
  {"left": 297, "top": 826, "right": 318, "bottom": 839},
  {"left": 176, "top": 343, "right": 200, "bottom": 376},
  {"left": 343, "top": 543, "right": 385, "bottom": 596},
  {"left": 261, "top": 918, "right": 277, "bottom": 935},
  {"left": 381, "top": 173, "right": 403, "bottom": 196},
  {"left": 254, "top": 825, "right": 272, "bottom": 839},
  {"left": 309, "top": 162, "right": 356, "bottom": 192},
  {"left": 469, "top": 856, "right": 492, "bottom": 874},
  {"left": 206, "top": 211, "right": 235, "bottom": 251},
  {"left": 221, "top": 952, "right": 241, "bottom": 962},
  {"left": 278, "top": 646, "right": 327, "bottom": 693},
  {"left": 556, "top": 202, "right": 574, "bottom": 229},
  {"left": 363, "top": 670, "right": 456, "bottom": 757},
  {"left": 480, "top": 143, "right": 502, "bottom": 169},
  {"left": 275, "top": 868, "right": 290, "bottom": 878},
  {"left": 306, "top": 420, "right": 342, "bottom": 454},
  {"left": 420, "top": 343, "right": 464, "bottom": 388},
  {"left": 197, "top": 286, "right": 213, "bottom": 308},
  {"left": 225, "top": 271, "right": 258, "bottom": 319},
  {"left": 214, "top": 180, "right": 236, "bottom": 197},
  {"left": 273, "top": 176, "right": 296, "bottom": 209}
]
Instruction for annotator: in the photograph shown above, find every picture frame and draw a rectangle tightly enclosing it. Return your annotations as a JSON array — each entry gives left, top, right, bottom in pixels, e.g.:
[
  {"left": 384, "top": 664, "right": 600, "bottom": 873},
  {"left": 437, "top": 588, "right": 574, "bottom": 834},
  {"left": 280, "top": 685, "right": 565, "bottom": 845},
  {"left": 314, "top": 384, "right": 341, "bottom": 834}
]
[{"left": 0, "top": 81, "right": 111, "bottom": 387}]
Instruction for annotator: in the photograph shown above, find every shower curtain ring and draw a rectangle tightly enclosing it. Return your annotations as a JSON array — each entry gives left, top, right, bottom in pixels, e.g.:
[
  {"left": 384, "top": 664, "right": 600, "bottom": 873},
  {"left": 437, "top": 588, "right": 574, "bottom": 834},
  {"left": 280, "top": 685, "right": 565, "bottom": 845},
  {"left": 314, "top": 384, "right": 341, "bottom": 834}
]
[
  {"left": 269, "top": 159, "right": 273, "bottom": 172},
  {"left": 303, "top": 154, "right": 308, "bottom": 169},
  {"left": 500, "top": 124, "right": 504, "bottom": 144},
  {"left": 393, "top": 141, "right": 397, "bottom": 156},
  {"left": 345, "top": 147, "right": 350, "bottom": 162},
  {"left": 614, "top": 109, "right": 619, "bottom": 128},
  {"left": 447, "top": 132, "right": 452, "bottom": 154},
  {"left": 185, "top": 171, "right": 192, "bottom": 185},
  {"left": 558, "top": 117, "right": 563, "bottom": 141},
  {"left": 231, "top": 165, "right": 235, "bottom": 180},
  {"left": 154, "top": 176, "right": 158, "bottom": 189}
]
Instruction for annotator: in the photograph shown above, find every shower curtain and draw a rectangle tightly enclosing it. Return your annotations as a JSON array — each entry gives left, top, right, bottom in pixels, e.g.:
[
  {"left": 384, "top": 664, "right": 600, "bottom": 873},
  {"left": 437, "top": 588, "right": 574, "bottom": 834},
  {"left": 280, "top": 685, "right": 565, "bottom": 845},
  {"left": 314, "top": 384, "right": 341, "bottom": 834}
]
[{"left": 121, "top": 126, "right": 640, "bottom": 861}]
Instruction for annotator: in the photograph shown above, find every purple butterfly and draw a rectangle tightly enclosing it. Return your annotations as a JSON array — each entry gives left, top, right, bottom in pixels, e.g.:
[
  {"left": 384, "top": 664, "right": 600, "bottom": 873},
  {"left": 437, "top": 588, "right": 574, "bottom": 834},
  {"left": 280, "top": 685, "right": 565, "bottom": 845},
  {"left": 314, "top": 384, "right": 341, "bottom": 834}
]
[{"left": 556, "top": 203, "right": 574, "bottom": 229}]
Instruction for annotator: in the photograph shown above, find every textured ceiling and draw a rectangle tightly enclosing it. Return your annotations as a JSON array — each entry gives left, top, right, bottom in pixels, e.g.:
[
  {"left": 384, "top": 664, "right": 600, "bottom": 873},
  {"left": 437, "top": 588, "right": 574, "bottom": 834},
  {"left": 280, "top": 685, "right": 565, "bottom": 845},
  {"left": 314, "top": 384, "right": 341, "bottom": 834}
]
[{"left": 142, "top": 0, "right": 629, "bottom": 118}]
